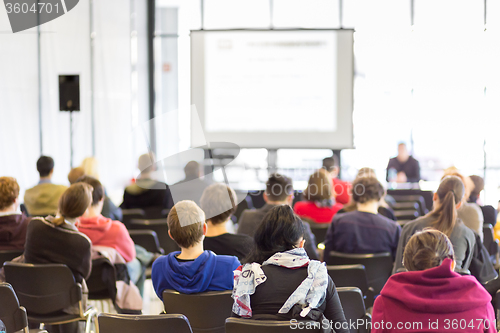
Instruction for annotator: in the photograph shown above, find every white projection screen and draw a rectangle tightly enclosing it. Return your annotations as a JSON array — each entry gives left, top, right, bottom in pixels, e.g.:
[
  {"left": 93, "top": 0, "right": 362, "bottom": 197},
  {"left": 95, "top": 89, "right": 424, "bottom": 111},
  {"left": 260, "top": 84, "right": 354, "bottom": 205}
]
[{"left": 191, "top": 29, "right": 354, "bottom": 149}]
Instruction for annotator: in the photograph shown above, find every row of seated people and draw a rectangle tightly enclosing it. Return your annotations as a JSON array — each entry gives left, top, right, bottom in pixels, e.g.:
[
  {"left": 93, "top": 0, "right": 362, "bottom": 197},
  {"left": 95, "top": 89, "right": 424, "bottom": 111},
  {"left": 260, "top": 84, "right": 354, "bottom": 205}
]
[{"left": 2, "top": 156, "right": 500, "bottom": 331}]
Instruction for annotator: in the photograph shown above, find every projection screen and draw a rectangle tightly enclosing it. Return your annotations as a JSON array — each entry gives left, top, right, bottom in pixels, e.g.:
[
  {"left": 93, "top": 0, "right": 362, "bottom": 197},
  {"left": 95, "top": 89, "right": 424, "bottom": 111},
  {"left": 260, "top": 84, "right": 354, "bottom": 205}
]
[{"left": 191, "top": 29, "right": 354, "bottom": 149}]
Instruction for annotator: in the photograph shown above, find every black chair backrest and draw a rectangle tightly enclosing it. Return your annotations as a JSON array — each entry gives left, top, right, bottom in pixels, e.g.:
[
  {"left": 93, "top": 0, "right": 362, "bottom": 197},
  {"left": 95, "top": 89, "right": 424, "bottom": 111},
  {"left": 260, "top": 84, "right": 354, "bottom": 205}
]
[
  {"left": 98, "top": 313, "right": 193, "bottom": 333},
  {"left": 0, "top": 250, "right": 23, "bottom": 266},
  {"left": 0, "top": 282, "right": 29, "bottom": 333},
  {"left": 391, "top": 202, "right": 419, "bottom": 211},
  {"left": 163, "top": 289, "right": 233, "bottom": 333},
  {"left": 337, "top": 287, "right": 368, "bottom": 333},
  {"left": 327, "top": 264, "right": 368, "bottom": 295},
  {"left": 483, "top": 225, "right": 499, "bottom": 256},
  {"left": 87, "top": 257, "right": 117, "bottom": 301},
  {"left": 129, "top": 229, "right": 164, "bottom": 254},
  {"left": 129, "top": 219, "right": 180, "bottom": 254},
  {"left": 305, "top": 221, "right": 330, "bottom": 245},
  {"left": 122, "top": 209, "right": 146, "bottom": 226},
  {"left": 225, "top": 317, "right": 322, "bottom": 333},
  {"left": 4, "top": 262, "right": 81, "bottom": 315},
  {"left": 389, "top": 194, "right": 428, "bottom": 216},
  {"left": 393, "top": 209, "right": 419, "bottom": 221},
  {"left": 326, "top": 251, "right": 393, "bottom": 294}
]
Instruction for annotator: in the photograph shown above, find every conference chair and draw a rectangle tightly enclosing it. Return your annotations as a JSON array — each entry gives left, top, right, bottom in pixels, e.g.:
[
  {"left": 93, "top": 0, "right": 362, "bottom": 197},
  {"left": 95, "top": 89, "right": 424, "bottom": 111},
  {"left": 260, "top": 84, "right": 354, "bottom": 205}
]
[
  {"left": 129, "top": 230, "right": 164, "bottom": 255},
  {"left": 129, "top": 218, "right": 180, "bottom": 254},
  {"left": 391, "top": 201, "right": 419, "bottom": 211},
  {"left": 389, "top": 194, "right": 428, "bottom": 216},
  {"left": 326, "top": 251, "right": 393, "bottom": 294},
  {"left": 337, "top": 287, "right": 371, "bottom": 333},
  {"left": 0, "top": 282, "right": 47, "bottom": 333},
  {"left": 121, "top": 209, "right": 146, "bottom": 227},
  {"left": 225, "top": 318, "right": 322, "bottom": 333},
  {"left": 0, "top": 249, "right": 23, "bottom": 266},
  {"left": 162, "top": 289, "right": 233, "bottom": 333},
  {"left": 327, "top": 264, "right": 375, "bottom": 308},
  {"left": 4, "top": 262, "right": 98, "bottom": 333},
  {"left": 97, "top": 313, "right": 193, "bottom": 333},
  {"left": 483, "top": 225, "right": 500, "bottom": 267},
  {"left": 393, "top": 209, "right": 419, "bottom": 221},
  {"left": 303, "top": 219, "right": 330, "bottom": 245}
]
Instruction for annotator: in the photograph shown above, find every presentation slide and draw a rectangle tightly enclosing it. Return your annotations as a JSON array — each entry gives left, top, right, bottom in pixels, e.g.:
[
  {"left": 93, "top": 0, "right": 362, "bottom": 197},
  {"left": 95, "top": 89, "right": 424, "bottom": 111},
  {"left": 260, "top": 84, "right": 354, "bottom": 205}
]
[{"left": 191, "top": 30, "right": 353, "bottom": 149}]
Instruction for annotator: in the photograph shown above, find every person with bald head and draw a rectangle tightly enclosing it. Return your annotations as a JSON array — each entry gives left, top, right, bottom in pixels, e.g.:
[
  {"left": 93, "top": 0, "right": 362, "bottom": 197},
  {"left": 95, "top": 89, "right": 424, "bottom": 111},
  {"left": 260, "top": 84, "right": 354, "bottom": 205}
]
[{"left": 120, "top": 153, "right": 174, "bottom": 213}]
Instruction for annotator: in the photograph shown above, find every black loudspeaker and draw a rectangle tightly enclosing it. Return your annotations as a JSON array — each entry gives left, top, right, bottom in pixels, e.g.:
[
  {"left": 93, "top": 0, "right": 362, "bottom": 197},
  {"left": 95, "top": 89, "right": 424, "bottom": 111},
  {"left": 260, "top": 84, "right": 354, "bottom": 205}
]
[{"left": 59, "top": 75, "right": 80, "bottom": 111}]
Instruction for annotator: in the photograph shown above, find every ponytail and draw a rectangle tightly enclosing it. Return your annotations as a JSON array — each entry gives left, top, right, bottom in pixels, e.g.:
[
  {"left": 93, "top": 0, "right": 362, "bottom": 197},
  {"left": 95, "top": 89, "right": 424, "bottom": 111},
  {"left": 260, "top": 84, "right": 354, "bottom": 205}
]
[
  {"left": 52, "top": 216, "right": 66, "bottom": 226},
  {"left": 431, "top": 191, "right": 456, "bottom": 236},
  {"left": 51, "top": 183, "right": 93, "bottom": 227},
  {"left": 429, "top": 176, "right": 464, "bottom": 237}
]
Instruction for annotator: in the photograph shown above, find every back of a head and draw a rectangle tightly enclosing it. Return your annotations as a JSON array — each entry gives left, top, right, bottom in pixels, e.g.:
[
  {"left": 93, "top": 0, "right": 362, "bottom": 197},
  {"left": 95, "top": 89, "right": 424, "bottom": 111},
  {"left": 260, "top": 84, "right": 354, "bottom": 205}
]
[
  {"left": 80, "top": 157, "right": 99, "bottom": 179},
  {"left": 403, "top": 229, "right": 455, "bottom": 271},
  {"left": 322, "top": 155, "right": 339, "bottom": 173},
  {"left": 304, "top": 170, "right": 332, "bottom": 202},
  {"left": 53, "top": 183, "right": 93, "bottom": 225},
  {"left": 246, "top": 205, "right": 305, "bottom": 264},
  {"left": 138, "top": 153, "right": 156, "bottom": 174},
  {"left": 469, "top": 175, "right": 484, "bottom": 200},
  {"left": 352, "top": 176, "right": 384, "bottom": 204},
  {"left": 68, "top": 167, "right": 85, "bottom": 184},
  {"left": 167, "top": 200, "right": 205, "bottom": 248},
  {"left": 266, "top": 173, "right": 293, "bottom": 202},
  {"left": 37, "top": 156, "right": 54, "bottom": 177},
  {"left": 431, "top": 176, "right": 465, "bottom": 236},
  {"left": 356, "top": 167, "right": 377, "bottom": 179},
  {"left": 76, "top": 175, "right": 104, "bottom": 206},
  {"left": 200, "top": 183, "right": 237, "bottom": 224},
  {"left": 184, "top": 161, "right": 200, "bottom": 178},
  {"left": 0, "top": 177, "right": 20, "bottom": 211}
]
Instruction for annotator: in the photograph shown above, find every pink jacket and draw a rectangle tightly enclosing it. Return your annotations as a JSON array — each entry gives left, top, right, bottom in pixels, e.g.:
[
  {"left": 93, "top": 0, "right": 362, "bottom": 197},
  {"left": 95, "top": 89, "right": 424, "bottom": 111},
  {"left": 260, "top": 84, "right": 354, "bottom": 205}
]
[
  {"left": 372, "top": 259, "right": 495, "bottom": 333},
  {"left": 77, "top": 215, "right": 136, "bottom": 262}
]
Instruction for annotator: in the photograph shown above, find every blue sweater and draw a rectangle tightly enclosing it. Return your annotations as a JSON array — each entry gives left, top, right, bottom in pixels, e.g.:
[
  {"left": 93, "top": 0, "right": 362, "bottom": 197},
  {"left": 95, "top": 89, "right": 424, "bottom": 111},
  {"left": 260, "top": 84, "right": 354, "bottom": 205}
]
[{"left": 152, "top": 250, "right": 240, "bottom": 299}]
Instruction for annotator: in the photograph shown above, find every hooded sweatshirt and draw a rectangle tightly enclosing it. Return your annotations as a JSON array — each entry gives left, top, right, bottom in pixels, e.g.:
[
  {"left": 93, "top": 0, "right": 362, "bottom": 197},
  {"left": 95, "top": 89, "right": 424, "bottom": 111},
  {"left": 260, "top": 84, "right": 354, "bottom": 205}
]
[
  {"left": 151, "top": 250, "right": 240, "bottom": 299},
  {"left": 77, "top": 214, "right": 136, "bottom": 262},
  {"left": 0, "top": 212, "right": 30, "bottom": 250},
  {"left": 372, "top": 259, "right": 495, "bottom": 333},
  {"left": 23, "top": 183, "right": 67, "bottom": 217}
]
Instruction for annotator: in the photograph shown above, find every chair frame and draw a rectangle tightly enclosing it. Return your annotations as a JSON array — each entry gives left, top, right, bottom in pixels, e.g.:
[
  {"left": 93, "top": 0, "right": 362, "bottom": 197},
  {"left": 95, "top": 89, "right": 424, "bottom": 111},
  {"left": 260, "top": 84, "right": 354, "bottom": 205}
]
[{"left": 96, "top": 313, "right": 193, "bottom": 333}]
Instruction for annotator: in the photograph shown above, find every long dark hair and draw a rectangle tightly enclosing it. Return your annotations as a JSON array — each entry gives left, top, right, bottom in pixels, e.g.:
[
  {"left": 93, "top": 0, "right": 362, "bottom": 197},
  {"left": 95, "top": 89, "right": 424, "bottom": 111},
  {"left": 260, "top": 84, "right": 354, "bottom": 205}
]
[
  {"left": 429, "top": 176, "right": 464, "bottom": 236},
  {"left": 244, "top": 205, "right": 305, "bottom": 264}
]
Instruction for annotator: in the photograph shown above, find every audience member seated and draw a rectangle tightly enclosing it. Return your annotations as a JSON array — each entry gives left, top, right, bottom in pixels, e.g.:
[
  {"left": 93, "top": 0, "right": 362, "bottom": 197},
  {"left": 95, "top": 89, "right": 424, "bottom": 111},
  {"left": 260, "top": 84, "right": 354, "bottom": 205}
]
[
  {"left": 76, "top": 176, "right": 136, "bottom": 262},
  {"left": 237, "top": 173, "right": 319, "bottom": 260},
  {"left": 24, "top": 183, "right": 93, "bottom": 333},
  {"left": 120, "top": 153, "right": 174, "bottom": 213},
  {"left": 340, "top": 167, "right": 396, "bottom": 221},
  {"left": 393, "top": 176, "right": 476, "bottom": 274},
  {"left": 200, "top": 183, "right": 253, "bottom": 261},
  {"left": 293, "top": 169, "right": 343, "bottom": 223},
  {"left": 442, "top": 169, "right": 484, "bottom": 240},
  {"left": 322, "top": 155, "right": 350, "bottom": 205},
  {"left": 324, "top": 176, "right": 401, "bottom": 258},
  {"left": 24, "top": 156, "right": 67, "bottom": 216},
  {"left": 469, "top": 175, "right": 497, "bottom": 228},
  {"left": 152, "top": 201, "right": 240, "bottom": 299},
  {"left": 170, "top": 161, "right": 210, "bottom": 205},
  {"left": 386, "top": 142, "right": 420, "bottom": 183},
  {"left": 0, "top": 177, "right": 30, "bottom": 250},
  {"left": 79, "top": 157, "right": 122, "bottom": 221},
  {"left": 372, "top": 229, "right": 495, "bottom": 333},
  {"left": 232, "top": 205, "right": 348, "bottom": 332}
]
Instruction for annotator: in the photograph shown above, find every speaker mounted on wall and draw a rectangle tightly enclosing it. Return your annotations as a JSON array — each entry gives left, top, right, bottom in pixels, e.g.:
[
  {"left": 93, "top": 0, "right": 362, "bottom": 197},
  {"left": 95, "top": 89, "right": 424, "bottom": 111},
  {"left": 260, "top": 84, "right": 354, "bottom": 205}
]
[{"left": 59, "top": 75, "right": 80, "bottom": 112}]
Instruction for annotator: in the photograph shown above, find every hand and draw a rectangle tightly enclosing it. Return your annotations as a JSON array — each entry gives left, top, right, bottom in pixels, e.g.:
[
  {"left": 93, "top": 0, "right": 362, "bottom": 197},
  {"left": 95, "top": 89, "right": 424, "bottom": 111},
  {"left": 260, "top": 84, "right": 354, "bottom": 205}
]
[{"left": 396, "top": 172, "right": 407, "bottom": 183}]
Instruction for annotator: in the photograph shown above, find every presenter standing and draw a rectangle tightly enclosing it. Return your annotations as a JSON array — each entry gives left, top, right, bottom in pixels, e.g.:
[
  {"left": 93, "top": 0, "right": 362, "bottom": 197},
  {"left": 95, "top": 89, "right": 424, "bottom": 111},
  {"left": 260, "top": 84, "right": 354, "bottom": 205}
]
[{"left": 386, "top": 143, "right": 420, "bottom": 183}]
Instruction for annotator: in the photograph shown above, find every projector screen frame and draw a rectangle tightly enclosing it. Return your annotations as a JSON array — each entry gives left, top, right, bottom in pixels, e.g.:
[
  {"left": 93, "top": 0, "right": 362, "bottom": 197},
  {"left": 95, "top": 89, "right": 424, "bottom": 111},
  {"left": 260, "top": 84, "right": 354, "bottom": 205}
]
[{"left": 190, "top": 28, "right": 355, "bottom": 150}]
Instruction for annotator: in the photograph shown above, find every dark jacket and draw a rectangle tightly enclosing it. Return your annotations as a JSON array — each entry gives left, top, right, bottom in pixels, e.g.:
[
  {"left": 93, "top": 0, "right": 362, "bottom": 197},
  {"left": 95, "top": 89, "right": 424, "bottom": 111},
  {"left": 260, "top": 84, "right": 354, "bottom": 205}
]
[
  {"left": 231, "top": 265, "right": 348, "bottom": 333},
  {"left": 324, "top": 211, "right": 401, "bottom": 259},
  {"left": 170, "top": 177, "right": 210, "bottom": 206},
  {"left": 120, "top": 178, "right": 174, "bottom": 211},
  {"left": 203, "top": 233, "right": 253, "bottom": 262},
  {"left": 386, "top": 156, "right": 420, "bottom": 182},
  {"left": 23, "top": 217, "right": 92, "bottom": 283},
  {"left": 238, "top": 204, "right": 319, "bottom": 260},
  {"left": 0, "top": 213, "right": 30, "bottom": 250}
]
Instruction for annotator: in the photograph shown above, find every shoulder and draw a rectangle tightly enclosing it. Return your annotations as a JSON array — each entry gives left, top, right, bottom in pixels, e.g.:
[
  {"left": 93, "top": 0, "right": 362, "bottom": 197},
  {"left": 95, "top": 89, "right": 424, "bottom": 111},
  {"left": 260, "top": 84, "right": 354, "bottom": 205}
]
[{"left": 215, "top": 254, "right": 240, "bottom": 267}]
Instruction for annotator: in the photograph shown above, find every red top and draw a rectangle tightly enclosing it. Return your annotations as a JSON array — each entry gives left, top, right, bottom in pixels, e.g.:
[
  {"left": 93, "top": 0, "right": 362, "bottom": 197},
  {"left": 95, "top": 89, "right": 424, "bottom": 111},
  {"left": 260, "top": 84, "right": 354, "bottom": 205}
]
[
  {"left": 77, "top": 215, "right": 136, "bottom": 262},
  {"left": 372, "top": 259, "right": 495, "bottom": 333},
  {"left": 332, "top": 178, "right": 351, "bottom": 205},
  {"left": 293, "top": 201, "right": 343, "bottom": 224}
]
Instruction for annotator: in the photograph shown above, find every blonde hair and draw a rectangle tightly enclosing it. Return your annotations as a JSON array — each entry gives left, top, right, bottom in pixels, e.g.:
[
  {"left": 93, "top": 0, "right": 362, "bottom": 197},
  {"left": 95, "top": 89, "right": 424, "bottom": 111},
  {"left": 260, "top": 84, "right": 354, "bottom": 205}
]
[{"left": 80, "top": 157, "right": 99, "bottom": 179}]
